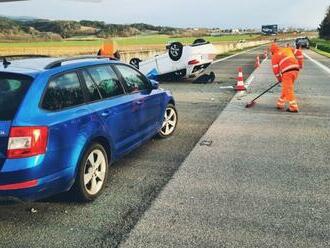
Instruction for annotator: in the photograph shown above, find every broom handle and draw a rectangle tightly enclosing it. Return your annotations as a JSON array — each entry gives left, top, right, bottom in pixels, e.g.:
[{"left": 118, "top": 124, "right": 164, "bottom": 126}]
[{"left": 250, "top": 82, "right": 281, "bottom": 102}]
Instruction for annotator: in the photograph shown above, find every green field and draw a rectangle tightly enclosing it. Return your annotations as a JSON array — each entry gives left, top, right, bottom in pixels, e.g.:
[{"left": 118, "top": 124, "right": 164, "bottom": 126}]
[
  {"left": 0, "top": 34, "right": 260, "bottom": 48},
  {"left": 113, "top": 34, "right": 259, "bottom": 46},
  {"left": 310, "top": 38, "right": 330, "bottom": 58}
]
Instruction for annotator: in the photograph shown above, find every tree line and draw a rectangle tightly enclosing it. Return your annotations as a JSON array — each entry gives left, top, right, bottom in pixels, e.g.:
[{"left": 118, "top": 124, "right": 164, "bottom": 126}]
[
  {"left": 0, "top": 17, "right": 180, "bottom": 40},
  {"left": 319, "top": 6, "right": 330, "bottom": 39}
]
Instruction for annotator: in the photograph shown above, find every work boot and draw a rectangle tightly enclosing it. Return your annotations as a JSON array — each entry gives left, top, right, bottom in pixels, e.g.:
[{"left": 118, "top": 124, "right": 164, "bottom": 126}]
[
  {"left": 287, "top": 108, "right": 298, "bottom": 113},
  {"left": 276, "top": 98, "right": 285, "bottom": 110},
  {"left": 287, "top": 101, "right": 299, "bottom": 113}
]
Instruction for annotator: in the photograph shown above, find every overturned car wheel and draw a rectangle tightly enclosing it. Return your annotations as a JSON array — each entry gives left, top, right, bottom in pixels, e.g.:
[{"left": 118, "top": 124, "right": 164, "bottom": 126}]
[
  {"left": 129, "top": 58, "right": 142, "bottom": 69},
  {"left": 168, "top": 42, "right": 183, "bottom": 61},
  {"left": 192, "top": 38, "right": 209, "bottom": 46}
]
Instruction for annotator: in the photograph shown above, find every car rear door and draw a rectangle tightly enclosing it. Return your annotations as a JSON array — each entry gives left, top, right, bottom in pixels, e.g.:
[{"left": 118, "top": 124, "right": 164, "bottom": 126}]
[
  {"left": 82, "top": 65, "right": 140, "bottom": 154},
  {"left": 114, "top": 64, "right": 163, "bottom": 139},
  {"left": 0, "top": 73, "right": 33, "bottom": 168}
]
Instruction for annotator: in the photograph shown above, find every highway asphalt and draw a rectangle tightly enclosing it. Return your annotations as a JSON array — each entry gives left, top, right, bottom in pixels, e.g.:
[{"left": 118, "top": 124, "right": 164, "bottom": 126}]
[
  {"left": 0, "top": 46, "right": 267, "bottom": 247},
  {"left": 121, "top": 49, "right": 330, "bottom": 248}
]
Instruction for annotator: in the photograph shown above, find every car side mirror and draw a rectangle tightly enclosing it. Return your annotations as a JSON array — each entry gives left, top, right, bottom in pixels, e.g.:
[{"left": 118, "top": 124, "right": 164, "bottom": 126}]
[{"left": 150, "top": 79, "right": 159, "bottom": 90}]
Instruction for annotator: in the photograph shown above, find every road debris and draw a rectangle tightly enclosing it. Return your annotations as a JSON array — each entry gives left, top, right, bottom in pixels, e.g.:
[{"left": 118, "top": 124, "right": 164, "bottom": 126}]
[{"left": 30, "top": 208, "right": 38, "bottom": 214}]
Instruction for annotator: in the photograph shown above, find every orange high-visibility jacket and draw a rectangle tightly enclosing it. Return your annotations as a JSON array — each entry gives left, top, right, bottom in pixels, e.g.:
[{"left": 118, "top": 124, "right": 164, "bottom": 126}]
[
  {"left": 292, "top": 48, "right": 304, "bottom": 68},
  {"left": 99, "top": 40, "right": 116, "bottom": 56},
  {"left": 99, "top": 45, "right": 114, "bottom": 56},
  {"left": 272, "top": 47, "right": 300, "bottom": 78}
]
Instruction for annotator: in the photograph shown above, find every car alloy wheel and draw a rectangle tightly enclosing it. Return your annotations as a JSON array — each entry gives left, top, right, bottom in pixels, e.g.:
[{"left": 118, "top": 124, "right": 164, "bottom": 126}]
[
  {"left": 83, "top": 148, "right": 107, "bottom": 196},
  {"left": 170, "top": 44, "right": 180, "bottom": 57},
  {"left": 168, "top": 42, "right": 183, "bottom": 61},
  {"left": 160, "top": 105, "right": 178, "bottom": 137},
  {"left": 129, "top": 58, "right": 141, "bottom": 69}
]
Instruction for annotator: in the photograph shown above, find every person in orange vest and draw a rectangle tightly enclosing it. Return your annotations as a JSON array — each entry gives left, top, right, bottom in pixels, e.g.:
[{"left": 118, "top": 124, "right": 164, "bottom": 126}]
[
  {"left": 292, "top": 45, "right": 304, "bottom": 69},
  {"left": 270, "top": 43, "right": 300, "bottom": 112},
  {"left": 97, "top": 39, "right": 121, "bottom": 60},
  {"left": 285, "top": 43, "right": 304, "bottom": 70}
]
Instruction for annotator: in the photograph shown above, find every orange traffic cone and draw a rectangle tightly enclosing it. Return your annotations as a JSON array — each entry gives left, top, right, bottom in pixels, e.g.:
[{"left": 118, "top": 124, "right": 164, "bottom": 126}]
[
  {"left": 235, "top": 67, "right": 246, "bottom": 91},
  {"left": 255, "top": 55, "right": 260, "bottom": 68}
]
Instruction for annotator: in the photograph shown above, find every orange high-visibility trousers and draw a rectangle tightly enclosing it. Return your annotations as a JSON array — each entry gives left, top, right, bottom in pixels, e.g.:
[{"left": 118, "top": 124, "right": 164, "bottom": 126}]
[{"left": 277, "top": 70, "right": 299, "bottom": 111}]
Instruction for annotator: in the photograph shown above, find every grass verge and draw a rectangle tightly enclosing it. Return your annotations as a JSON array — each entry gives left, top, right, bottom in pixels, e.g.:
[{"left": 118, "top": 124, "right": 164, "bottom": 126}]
[
  {"left": 311, "top": 47, "right": 330, "bottom": 58},
  {"left": 310, "top": 38, "right": 330, "bottom": 57}
]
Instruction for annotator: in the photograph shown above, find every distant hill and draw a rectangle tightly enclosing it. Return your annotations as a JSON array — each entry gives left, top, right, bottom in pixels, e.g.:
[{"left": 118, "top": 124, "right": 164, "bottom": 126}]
[
  {"left": 0, "top": 16, "right": 181, "bottom": 41},
  {"left": 4, "top": 15, "right": 38, "bottom": 22}
]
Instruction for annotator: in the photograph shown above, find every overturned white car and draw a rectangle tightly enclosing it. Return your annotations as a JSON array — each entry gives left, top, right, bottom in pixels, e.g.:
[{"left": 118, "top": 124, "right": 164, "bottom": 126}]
[{"left": 129, "top": 39, "right": 217, "bottom": 82}]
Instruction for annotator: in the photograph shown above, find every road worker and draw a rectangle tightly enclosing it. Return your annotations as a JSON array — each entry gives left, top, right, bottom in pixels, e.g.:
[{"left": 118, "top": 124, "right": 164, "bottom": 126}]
[
  {"left": 97, "top": 39, "right": 120, "bottom": 60},
  {"left": 270, "top": 43, "right": 300, "bottom": 112},
  {"left": 292, "top": 45, "right": 304, "bottom": 69},
  {"left": 284, "top": 42, "right": 304, "bottom": 69}
]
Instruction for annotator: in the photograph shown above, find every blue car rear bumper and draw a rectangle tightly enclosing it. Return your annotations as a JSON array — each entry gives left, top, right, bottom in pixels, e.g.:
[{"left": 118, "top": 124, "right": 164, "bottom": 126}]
[{"left": 0, "top": 164, "right": 75, "bottom": 201}]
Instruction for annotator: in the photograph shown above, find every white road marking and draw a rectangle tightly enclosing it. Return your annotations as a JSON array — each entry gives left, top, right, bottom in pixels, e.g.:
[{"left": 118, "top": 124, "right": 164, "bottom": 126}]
[
  {"left": 219, "top": 86, "right": 234, "bottom": 89},
  {"left": 303, "top": 52, "right": 330, "bottom": 75},
  {"left": 245, "top": 75, "right": 255, "bottom": 88}
]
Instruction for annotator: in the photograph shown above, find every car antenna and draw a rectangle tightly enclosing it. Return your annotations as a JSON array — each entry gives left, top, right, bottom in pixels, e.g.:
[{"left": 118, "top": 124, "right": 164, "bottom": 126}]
[{"left": 2, "top": 57, "right": 11, "bottom": 68}]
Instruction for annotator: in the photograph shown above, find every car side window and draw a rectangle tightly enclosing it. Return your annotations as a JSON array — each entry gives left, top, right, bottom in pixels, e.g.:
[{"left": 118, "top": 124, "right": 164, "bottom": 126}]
[
  {"left": 87, "top": 65, "right": 124, "bottom": 99},
  {"left": 42, "top": 72, "right": 84, "bottom": 111},
  {"left": 81, "top": 70, "right": 102, "bottom": 102},
  {"left": 115, "top": 64, "right": 150, "bottom": 93}
]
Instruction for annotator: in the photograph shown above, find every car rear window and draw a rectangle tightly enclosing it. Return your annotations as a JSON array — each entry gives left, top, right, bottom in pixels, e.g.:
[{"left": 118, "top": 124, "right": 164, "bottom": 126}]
[{"left": 0, "top": 72, "right": 32, "bottom": 120}]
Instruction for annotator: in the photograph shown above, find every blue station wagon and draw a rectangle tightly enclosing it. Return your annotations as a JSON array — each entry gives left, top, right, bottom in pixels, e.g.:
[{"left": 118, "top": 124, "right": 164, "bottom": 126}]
[{"left": 0, "top": 56, "right": 178, "bottom": 201}]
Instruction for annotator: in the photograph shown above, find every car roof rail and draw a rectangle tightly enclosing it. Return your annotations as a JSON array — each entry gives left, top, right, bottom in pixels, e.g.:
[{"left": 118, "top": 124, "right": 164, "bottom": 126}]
[
  {"left": 44, "top": 56, "right": 118, "bottom": 69},
  {"left": 1, "top": 55, "right": 51, "bottom": 68}
]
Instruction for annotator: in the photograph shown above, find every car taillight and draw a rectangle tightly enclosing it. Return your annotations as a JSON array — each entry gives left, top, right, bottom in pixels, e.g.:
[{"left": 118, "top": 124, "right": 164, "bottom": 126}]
[
  {"left": 188, "top": 59, "right": 200, "bottom": 65},
  {"left": 7, "top": 126, "right": 48, "bottom": 159}
]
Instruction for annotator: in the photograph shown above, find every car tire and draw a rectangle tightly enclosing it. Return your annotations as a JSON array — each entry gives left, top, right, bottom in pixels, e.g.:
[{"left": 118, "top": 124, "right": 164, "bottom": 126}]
[
  {"left": 193, "top": 72, "right": 216, "bottom": 84},
  {"left": 129, "top": 58, "right": 142, "bottom": 69},
  {"left": 208, "top": 71, "right": 216, "bottom": 83},
  {"left": 168, "top": 42, "right": 183, "bottom": 61},
  {"left": 71, "top": 143, "right": 109, "bottom": 202},
  {"left": 158, "top": 104, "right": 178, "bottom": 138},
  {"left": 193, "top": 38, "right": 206, "bottom": 44},
  {"left": 192, "top": 39, "right": 210, "bottom": 47}
]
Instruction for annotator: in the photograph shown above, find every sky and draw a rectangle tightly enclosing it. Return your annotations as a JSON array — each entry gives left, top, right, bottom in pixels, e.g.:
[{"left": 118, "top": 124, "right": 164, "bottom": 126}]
[{"left": 0, "top": 0, "right": 328, "bottom": 29}]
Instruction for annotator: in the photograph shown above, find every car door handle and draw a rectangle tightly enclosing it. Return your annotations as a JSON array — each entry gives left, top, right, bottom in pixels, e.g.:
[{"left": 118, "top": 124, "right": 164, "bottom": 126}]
[
  {"left": 101, "top": 110, "right": 113, "bottom": 117},
  {"left": 136, "top": 100, "right": 143, "bottom": 105}
]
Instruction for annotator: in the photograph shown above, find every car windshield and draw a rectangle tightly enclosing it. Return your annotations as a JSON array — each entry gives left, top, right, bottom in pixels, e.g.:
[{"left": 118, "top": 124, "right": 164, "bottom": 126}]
[{"left": 0, "top": 72, "right": 33, "bottom": 120}]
